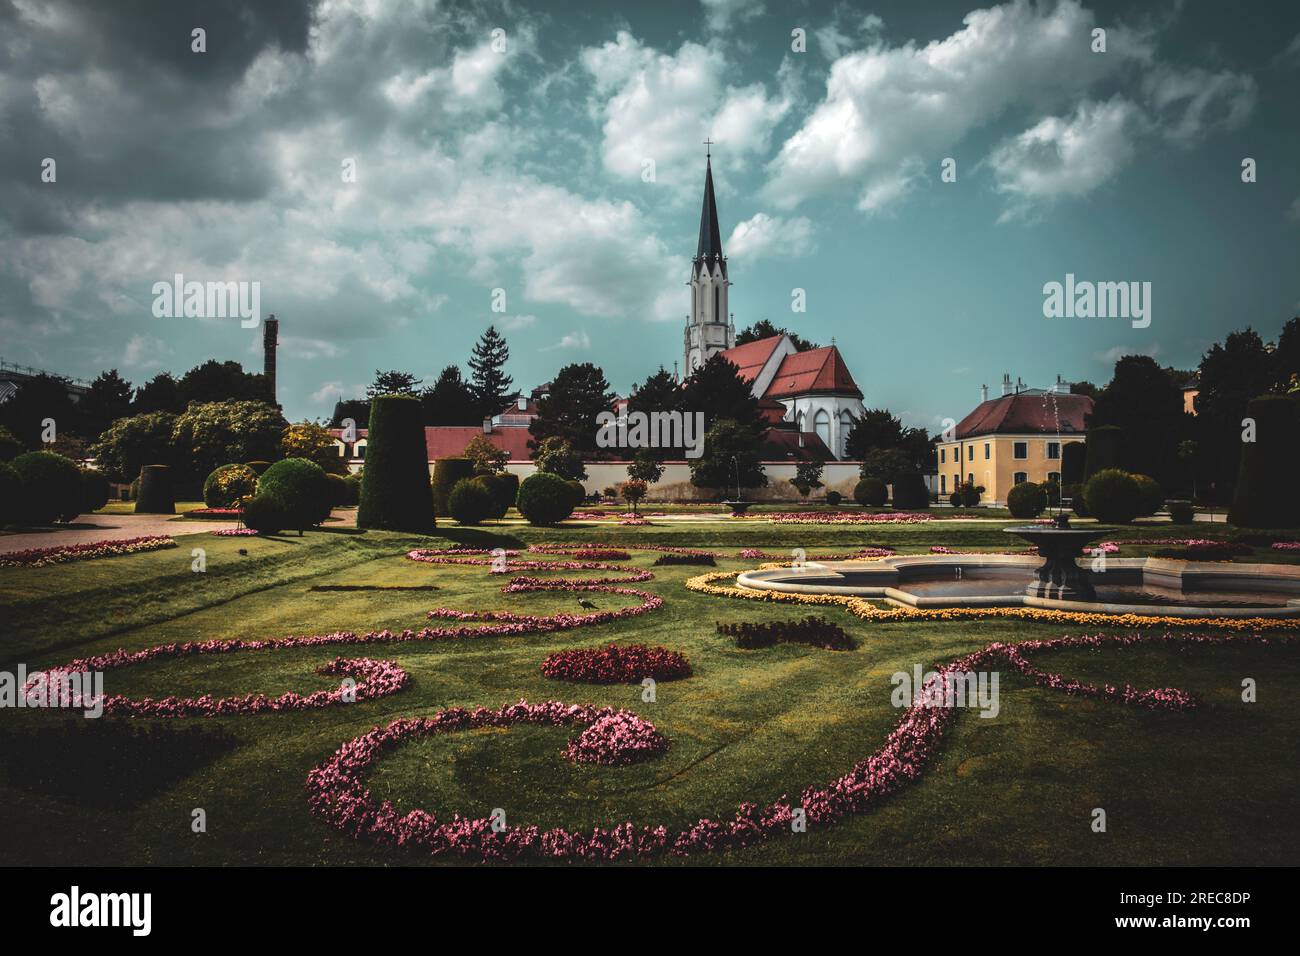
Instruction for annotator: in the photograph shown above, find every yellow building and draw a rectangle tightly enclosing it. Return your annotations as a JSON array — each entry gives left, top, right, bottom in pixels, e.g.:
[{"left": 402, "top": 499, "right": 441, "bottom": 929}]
[{"left": 936, "top": 376, "right": 1093, "bottom": 506}]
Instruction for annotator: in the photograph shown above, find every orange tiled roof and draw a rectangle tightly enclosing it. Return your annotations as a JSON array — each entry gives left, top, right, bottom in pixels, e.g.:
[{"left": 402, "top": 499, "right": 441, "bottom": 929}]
[{"left": 765, "top": 346, "right": 862, "bottom": 400}]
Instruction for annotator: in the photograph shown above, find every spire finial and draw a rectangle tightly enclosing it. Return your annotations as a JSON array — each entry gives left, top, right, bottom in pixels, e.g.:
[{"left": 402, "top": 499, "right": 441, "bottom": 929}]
[{"left": 703, "top": 138, "right": 713, "bottom": 159}]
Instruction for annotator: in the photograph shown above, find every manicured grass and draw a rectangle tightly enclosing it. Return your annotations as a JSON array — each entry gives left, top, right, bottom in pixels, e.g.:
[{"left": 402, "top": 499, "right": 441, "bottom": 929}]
[{"left": 1, "top": 523, "right": 1296, "bottom": 866}]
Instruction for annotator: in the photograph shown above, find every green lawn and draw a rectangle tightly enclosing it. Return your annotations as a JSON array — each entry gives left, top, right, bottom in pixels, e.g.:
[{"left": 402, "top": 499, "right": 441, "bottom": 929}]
[{"left": 1, "top": 521, "right": 1296, "bottom": 866}]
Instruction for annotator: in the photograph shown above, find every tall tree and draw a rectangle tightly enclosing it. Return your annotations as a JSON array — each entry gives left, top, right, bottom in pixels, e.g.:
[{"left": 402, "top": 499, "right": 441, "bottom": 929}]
[
  {"left": 844, "top": 408, "right": 904, "bottom": 460},
  {"left": 468, "top": 325, "right": 513, "bottom": 416},
  {"left": 421, "top": 365, "right": 478, "bottom": 425},
  {"left": 529, "top": 362, "right": 613, "bottom": 454},
  {"left": 1194, "top": 327, "right": 1272, "bottom": 501},
  {"left": 90, "top": 411, "right": 179, "bottom": 482},
  {"left": 81, "top": 369, "right": 134, "bottom": 440},
  {"left": 628, "top": 367, "right": 686, "bottom": 459},
  {"left": 0, "top": 374, "right": 80, "bottom": 448},
  {"left": 681, "top": 354, "right": 765, "bottom": 438},
  {"left": 133, "top": 372, "right": 183, "bottom": 414},
  {"left": 178, "top": 360, "right": 268, "bottom": 406},
  {"left": 735, "top": 319, "right": 817, "bottom": 351},
  {"left": 1088, "top": 355, "right": 1189, "bottom": 488},
  {"left": 689, "top": 419, "right": 767, "bottom": 494},
  {"left": 1272, "top": 316, "right": 1300, "bottom": 389},
  {"left": 367, "top": 370, "right": 421, "bottom": 399}
]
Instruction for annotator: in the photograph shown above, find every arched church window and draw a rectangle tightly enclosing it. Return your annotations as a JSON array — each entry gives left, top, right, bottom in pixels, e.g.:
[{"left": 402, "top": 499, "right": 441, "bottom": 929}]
[
  {"left": 839, "top": 411, "right": 854, "bottom": 457},
  {"left": 814, "top": 410, "right": 831, "bottom": 449},
  {"left": 795, "top": 411, "right": 805, "bottom": 431},
  {"left": 714, "top": 284, "right": 719, "bottom": 321}
]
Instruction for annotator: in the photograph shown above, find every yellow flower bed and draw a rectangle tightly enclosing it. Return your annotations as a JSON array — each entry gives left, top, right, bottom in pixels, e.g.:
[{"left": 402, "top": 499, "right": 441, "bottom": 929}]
[{"left": 684, "top": 570, "right": 1300, "bottom": 631}]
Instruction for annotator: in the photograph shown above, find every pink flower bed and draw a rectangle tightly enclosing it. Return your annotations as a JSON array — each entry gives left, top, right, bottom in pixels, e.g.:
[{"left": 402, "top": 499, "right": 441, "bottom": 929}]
[
  {"left": 930, "top": 546, "right": 1036, "bottom": 556},
  {"left": 564, "top": 711, "right": 667, "bottom": 765},
  {"left": 1272, "top": 542, "right": 1300, "bottom": 552},
  {"left": 186, "top": 507, "right": 244, "bottom": 517},
  {"left": 763, "top": 511, "right": 932, "bottom": 525},
  {"left": 212, "top": 528, "right": 259, "bottom": 537},
  {"left": 540, "top": 644, "right": 692, "bottom": 683},
  {"left": 0, "top": 535, "right": 176, "bottom": 568},
  {"left": 302, "top": 630, "right": 1281, "bottom": 863},
  {"left": 739, "top": 547, "right": 896, "bottom": 560}
]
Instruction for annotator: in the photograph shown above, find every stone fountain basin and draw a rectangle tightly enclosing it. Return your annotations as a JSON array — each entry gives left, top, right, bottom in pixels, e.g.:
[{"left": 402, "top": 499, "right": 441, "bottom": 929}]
[{"left": 736, "top": 554, "right": 1300, "bottom": 618}]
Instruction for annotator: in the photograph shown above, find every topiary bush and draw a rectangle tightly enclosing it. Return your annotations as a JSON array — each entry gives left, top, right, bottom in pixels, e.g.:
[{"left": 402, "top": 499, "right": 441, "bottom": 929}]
[
  {"left": 240, "top": 495, "right": 286, "bottom": 534},
  {"left": 890, "top": 469, "right": 930, "bottom": 509},
  {"left": 1064, "top": 482, "right": 1089, "bottom": 517},
  {"left": 565, "top": 479, "right": 586, "bottom": 509},
  {"left": 431, "top": 457, "right": 475, "bottom": 517},
  {"left": 0, "top": 461, "right": 21, "bottom": 525},
  {"left": 1083, "top": 425, "right": 1124, "bottom": 479},
  {"left": 343, "top": 473, "right": 362, "bottom": 505},
  {"left": 357, "top": 395, "right": 435, "bottom": 533},
  {"left": 203, "top": 463, "right": 258, "bottom": 508},
  {"left": 81, "top": 468, "right": 111, "bottom": 513},
  {"left": 12, "top": 451, "right": 83, "bottom": 524},
  {"left": 1083, "top": 468, "right": 1141, "bottom": 524},
  {"left": 245, "top": 460, "right": 272, "bottom": 475},
  {"left": 1061, "top": 441, "right": 1086, "bottom": 485},
  {"left": 325, "top": 472, "right": 351, "bottom": 507},
  {"left": 1131, "top": 474, "right": 1163, "bottom": 517},
  {"left": 516, "top": 471, "right": 576, "bottom": 526},
  {"left": 257, "top": 458, "right": 331, "bottom": 533},
  {"left": 1166, "top": 500, "right": 1194, "bottom": 524},
  {"left": 134, "top": 464, "right": 175, "bottom": 515},
  {"left": 1229, "top": 394, "right": 1300, "bottom": 528},
  {"left": 482, "top": 472, "right": 518, "bottom": 518},
  {"left": 447, "top": 477, "right": 494, "bottom": 525},
  {"left": 854, "top": 477, "right": 887, "bottom": 507},
  {"left": 1006, "top": 481, "right": 1047, "bottom": 519},
  {"left": 825, "top": 490, "right": 842, "bottom": 506}
]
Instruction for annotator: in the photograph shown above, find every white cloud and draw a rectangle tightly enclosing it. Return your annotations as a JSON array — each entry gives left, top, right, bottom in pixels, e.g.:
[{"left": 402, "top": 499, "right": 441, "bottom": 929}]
[
  {"left": 727, "top": 213, "right": 815, "bottom": 262},
  {"left": 1140, "top": 65, "right": 1256, "bottom": 143},
  {"left": 500, "top": 314, "right": 537, "bottom": 331},
  {"left": 122, "top": 334, "right": 171, "bottom": 370},
  {"left": 700, "top": 0, "right": 765, "bottom": 32},
  {"left": 542, "top": 330, "right": 592, "bottom": 351}
]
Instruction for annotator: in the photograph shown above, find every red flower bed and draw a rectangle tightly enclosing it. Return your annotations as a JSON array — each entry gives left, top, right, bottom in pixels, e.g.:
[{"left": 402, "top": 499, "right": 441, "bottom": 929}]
[
  {"left": 541, "top": 644, "right": 692, "bottom": 683},
  {"left": 0, "top": 535, "right": 176, "bottom": 568},
  {"left": 763, "top": 511, "right": 932, "bottom": 525},
  {"left": 185, "top": 507, "right": 244, "bottom": 518},
  {"left": 564, "top": 711, "right": 667, "bottom": 765}
]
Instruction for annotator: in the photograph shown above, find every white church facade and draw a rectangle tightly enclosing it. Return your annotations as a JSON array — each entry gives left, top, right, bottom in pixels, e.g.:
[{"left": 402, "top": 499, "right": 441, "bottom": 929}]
[{"left": 682, "top": 155, "right": 866, "bottom": 460}]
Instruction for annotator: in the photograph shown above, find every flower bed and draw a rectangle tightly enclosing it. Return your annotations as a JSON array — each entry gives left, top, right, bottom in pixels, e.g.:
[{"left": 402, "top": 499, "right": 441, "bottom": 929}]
[
  {"left": 717, "top": 616, "right": 855, "bottom": 650},
  {"left": 564, "top": 711, "right": 667, "bottom": 765},
  {"left": 761, "top": 511, "right": 932, "bottom": 525},
  {"left": 739, "top": 547, "right": 895, "bottom": 561},
  {"left": 211, "top": 528, "right": 260, "bottom": 537},
  {"left": 540, "top": 644, "right": 692, "bottom": 683},
  {"left": 930, "top": 546, "right": 1036, "bottom": 556},
  {"left": 184, "top": 507, "right": 244, "bottom": 519},
  {"left": 0, "top": 535, "right": 176, "bottom": 568},
  {"left": 653, "top": 553, "right": 716, "bottom": 567}
]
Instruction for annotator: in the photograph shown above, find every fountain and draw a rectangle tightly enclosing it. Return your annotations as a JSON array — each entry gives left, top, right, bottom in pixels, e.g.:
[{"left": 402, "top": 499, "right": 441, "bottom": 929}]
[{"left": 1004, "top": 512, "right": 1106, "bottom": 601}]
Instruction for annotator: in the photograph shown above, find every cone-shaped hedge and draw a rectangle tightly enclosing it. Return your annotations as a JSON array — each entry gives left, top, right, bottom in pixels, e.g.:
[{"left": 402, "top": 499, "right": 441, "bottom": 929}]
[
  {"left": 134, "top": 464, "right": 175, "bottom": 514},
  {"left": 1083, "top": 425, "right": 1123, "bottom": 479},
  {"left": 1061, "top": 441, "right": 1086, "bottom": 485},
  {"left": 357, "top": 395, "right": 435, "bottom": 533},
  {"left": 431, "top": 457, "right": 475, "bottom": 516},
  {"left": 1229, "top": 394, "right": 1300, "bottom": 528}
]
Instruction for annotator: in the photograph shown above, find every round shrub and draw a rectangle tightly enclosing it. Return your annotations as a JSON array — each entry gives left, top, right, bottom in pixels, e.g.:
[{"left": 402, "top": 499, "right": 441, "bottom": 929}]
[
  {"left": 432, "top": 457, "right": 476, "bottom": 517},
  {"left": 257, "top": 458, "right": 332, "bottom": 532},
  {"left": 891, "top": 469, "right": 930, "bottom": 509},
  {"left": 483, "top": 472, "right": 518, "bottom": 518},
  {"left": 1083, "top": 468, "right": 1141, "bottom": 524},
  {"left": 325, "top": 472, "right": 351, "bottom": 507},
  {"left": 1131, "top": 474, "right": 1163, "bottom": 517},
  {"left": 854, "top": 477, "right": 887, "bottom": 507},
  {"left": 1230, "top": 394, "right": 1300, "bottom": 528},
  {"left": 81, "top": 468, "right": 111, "bottom": 513},
  {"left": 471, "top": 475, "right": 509, "bottom": 520},
  {"left": 357, "top": 395, "right": 435, "bottom": 533},
  {"left": 203, "top": 463, "right": 258, "bottom": 508},
  {"left": 0, "top": 462, "right": 21, "bottom": 525},
  {"left": 516, "top": 471, "right": 576, "bottom": 526},
  {"left": 1064, "top": 482, "right": 1089, "bottom": 517},
  {"left": 447, "top": 477, "right": 494, "bottom": 525},
  {"left": 134, "top": 464, "right": 175, "bottom": 515},
  {"left": 344, "top": 473, "right": 362, "bottom": 504},
  {"left": 11, "top": 451, "right": 83, "bottom": 524},
  {"left": 1083, "top": 425, "right": 1124, "bottom": 479},
  {"left": 240, "top": 495, "right": 286, "bottom": 534},
  {"left": 565, "top": 479, "right": 586, "bottom": 508},
  {"left": 1006, "top": 481, "right": 1047, "bottom": 519},
  {"left": 1167, "top": 499, "right": 1194, "bottom": 524},
  {"left": 825, "top": 490, "right": 842, "bottom": 506}
]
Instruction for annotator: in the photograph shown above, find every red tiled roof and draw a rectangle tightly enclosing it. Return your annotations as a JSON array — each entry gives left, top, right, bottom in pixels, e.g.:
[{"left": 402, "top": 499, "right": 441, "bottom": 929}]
[
  {"left": 717, "top": 335, "right": 784, "bottom": 383},
  {"left": 757, "top": 397, "right": 787, "bottom": 424},
  {"left": 954, "top": 391, "right": 1093, "bottom": 439},
  {"left": 762, "top": 428, "right": 833, "bottom": 460},
  {"left": 765, "top": 346, "right": 862, "bottom": 400},
  {"left": 329, "top": 426, "right": 534, "bottom": 462}
]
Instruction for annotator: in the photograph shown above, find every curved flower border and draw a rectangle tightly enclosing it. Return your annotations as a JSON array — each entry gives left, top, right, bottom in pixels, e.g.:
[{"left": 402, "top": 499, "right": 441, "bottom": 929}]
[
  {"left": 540, "top": 644, "right": 692, "bottom": 683},
  {"left": 0, "top": 535, "right": 176, "bottom": 568}
]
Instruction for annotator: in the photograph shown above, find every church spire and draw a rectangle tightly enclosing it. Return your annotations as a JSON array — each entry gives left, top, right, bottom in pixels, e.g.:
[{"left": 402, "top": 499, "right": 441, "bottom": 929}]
[{"left": 694, "top": 150, "right": 724, "bottom": 272}]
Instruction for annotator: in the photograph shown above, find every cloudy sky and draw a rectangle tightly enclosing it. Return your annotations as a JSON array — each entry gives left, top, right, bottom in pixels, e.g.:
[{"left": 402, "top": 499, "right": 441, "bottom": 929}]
[{"left": 2, "top": 0, "right": 1298, "bottom": 428}]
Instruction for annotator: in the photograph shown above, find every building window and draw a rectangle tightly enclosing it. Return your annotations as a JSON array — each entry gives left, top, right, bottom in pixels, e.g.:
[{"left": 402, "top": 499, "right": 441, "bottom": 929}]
[
  {"left": 984, "top": 443, "right": 990, "bottom": 460},
  {"left": 355, "top": 440, "right": 367, "bottom": 460},
  {"left": 839, "top": 411, "right": 854, "bottom": 458},
  {"left": 1048, "top": 471, "right": 1061, "bottom": 484},
  {"left": 1013, "top": 441, "right": 1028, "bottom": 459},
  {"left": 967, "top": 473, "right": 973, "bottom": 486},
  {"left": 814, "top": 409, "right": 831, "bottom": 449},
  {"left": 714, "top": 284, "right": 719, "bottom": 321},
  {"left": 1013, "top": 471, "right": 1027, "bottom": 485},
  {"left": 940, "top": 474, "right": 946, "bottom": 494},
  {"left": 940, "top": 448, "right": 946, "bottom": 464},
  {"left": 966, "top": 445, "right": 973, "bottom": 461},
  {"left": 1046, "top": 441, "right": 1061, "bottom": 459}
]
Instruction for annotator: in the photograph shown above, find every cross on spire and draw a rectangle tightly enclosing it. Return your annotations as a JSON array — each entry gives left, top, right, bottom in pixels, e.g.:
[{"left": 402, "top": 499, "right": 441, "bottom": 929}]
[{"left": 703, "top": 138, "right": 713, "bottom": 158}]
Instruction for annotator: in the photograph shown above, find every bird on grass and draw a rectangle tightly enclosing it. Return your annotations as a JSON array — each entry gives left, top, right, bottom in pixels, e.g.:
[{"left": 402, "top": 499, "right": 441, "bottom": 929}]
[{"left": 577, "top": 597, "right": 598, "bottom": 610}]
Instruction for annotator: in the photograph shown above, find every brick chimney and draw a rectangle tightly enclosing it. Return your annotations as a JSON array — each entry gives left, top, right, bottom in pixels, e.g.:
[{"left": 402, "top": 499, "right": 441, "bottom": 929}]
[{"left": 263, "top": 314, "right": 279, "bottom": 407}]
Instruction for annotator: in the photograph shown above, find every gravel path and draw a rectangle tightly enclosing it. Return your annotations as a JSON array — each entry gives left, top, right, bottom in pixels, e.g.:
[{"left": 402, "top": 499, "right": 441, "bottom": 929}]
[{"left": 0, "top": 513, "right": 241, "bottom": 551}]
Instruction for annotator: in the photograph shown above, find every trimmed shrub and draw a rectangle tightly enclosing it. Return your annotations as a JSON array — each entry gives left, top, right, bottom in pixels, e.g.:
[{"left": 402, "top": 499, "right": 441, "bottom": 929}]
[
  {"left": 244, "top": 460, "right": 272, "bottom": 475},
  {"left": 891, "top": 469, "right": 930, "bottom": 509},
  {"left": 431, "top": 457, "right": 475, "bottom": 517},
  {"left": 344, "top": 473, "right": 362, "bottom": 504},
  {"left": 447, "top": 477, "right": 494, "bottom": 525},
  {"left": 134, "top": 464, "right": 175, "bottom": 515},
  {"left": 516, "top": 471, "right": 576, "bottom": 526},
  {"left": 485, "top": 472, "right": 518, "bottom": 517},
  {"left": 0, "top": 461, "right": 21, "bottom": 525},
  {"left": 357, "top": 395, "right": 435, "bottom": 533},
  {"left": 652, "top": 553, "right": 716, "bottom": 567},
  {"left": 1043, "top": 478, "right": 1062, "bottom": 508},
  {"left": 565, "top": 479, "right": 586, "bottom": 509},
  {"left": 1167, "top": 499, "right": 1194, "bottom": 524},
  {"left": 1064, "top": 482, "right": 1089, "bottom": 517},
  {"left": 203, "top": 463, "right": 258, "bottom": 508},
  {"left": 240, "top": 495, "right": 286, "bottom": 534},
  {"left": 717, "top": 616, "right": 855, "bottom": 651},
  {"left": 81, "top": 468, "right": 111, "bottom": 513},
  {"left": 1083, "top": 468, "right": 1141, "bottom": 524},
  {"left": 325, "top": 473, "right": 351, "bottom": 507},
  {"left": 854, "top": 477, "right": 887, "bottom": 507},
  {"left": 1229, "top": 394, "right": 1300, "bottom": 528},
  {"left": 1083, "top": 425, "right": 1124, "bottom": 479},
  {"left": 949, "top": 481, "right": 982, "bottom": 508},
  {"left": 12, "top": 451, "right": 83, "bottom": 524},
  {"left": 1006, "top": 481, "right": 1047, "bottom": 519},
  {"left": 1061, "top": 441, "right": 1086, "bottom": 485},
  {"left": 825, "top": 490, "right": 842, "bottom": 506},
  {"left": 1132, "top": 474, "right": 1163, "bottom": 517},
  {"left": 257, "top": 458, "right": 332, "bottom": 532}
]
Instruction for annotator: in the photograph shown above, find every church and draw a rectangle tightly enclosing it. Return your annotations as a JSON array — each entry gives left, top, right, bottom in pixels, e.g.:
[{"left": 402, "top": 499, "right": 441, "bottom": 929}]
[{"left": 682, "top": 153, "right": 866, "bottom": 460}]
